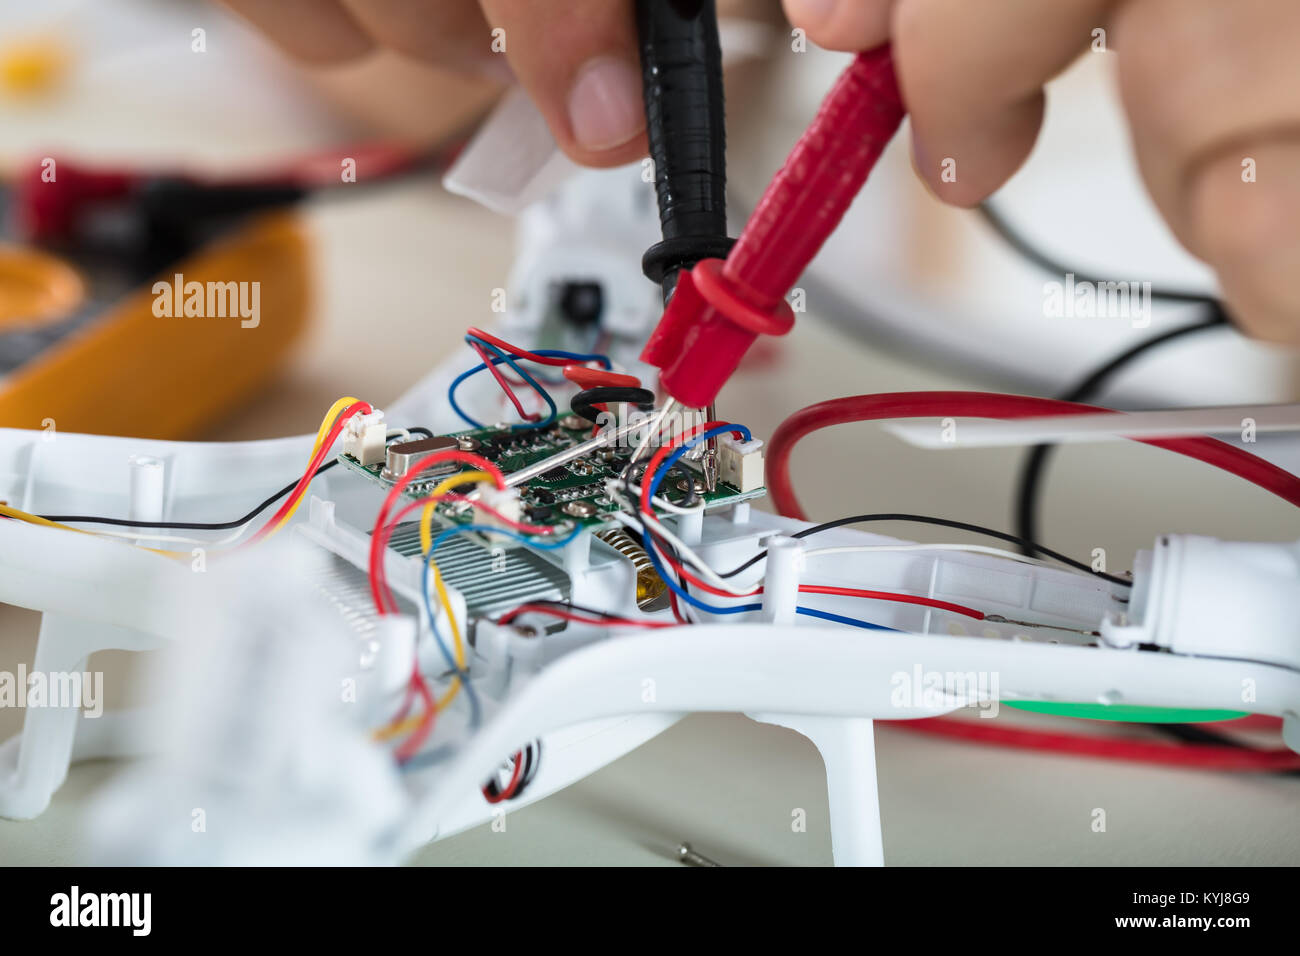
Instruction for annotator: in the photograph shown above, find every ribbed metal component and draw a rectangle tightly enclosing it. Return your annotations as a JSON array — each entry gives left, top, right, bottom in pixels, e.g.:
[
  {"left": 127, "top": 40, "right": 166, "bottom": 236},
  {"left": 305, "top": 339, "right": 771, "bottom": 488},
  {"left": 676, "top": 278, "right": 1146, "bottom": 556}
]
[
  {"left": 307, "top": 554, "right": 395, "bottom": 639},
  {"left": 386, "top": 522, "right": 571, "bottom": 620},
  {"left": 595, "top": 527, "right": 669, "bottom": 611}
]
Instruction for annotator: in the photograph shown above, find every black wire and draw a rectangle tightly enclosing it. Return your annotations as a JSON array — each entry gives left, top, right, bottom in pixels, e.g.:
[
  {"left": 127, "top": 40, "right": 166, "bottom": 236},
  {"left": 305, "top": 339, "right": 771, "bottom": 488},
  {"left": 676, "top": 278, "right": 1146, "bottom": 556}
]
[
  {"left": 980, "top": 200, "right": 1233, "bottom": 555},
  {"left": 570, "top": 387, "right": 656, "bottom": 425},
  {"left": 978, "top": 203, "right": 1222, "bottom": 306},
  {"left": 717, "top": 512, "right": 1132, "bottom": 587},
  {"left": 1012, "top": 315, "right": 1228, "bottom": 553},
  {"left": 39, "top": 426, "right": 435, "bottom": 530}
]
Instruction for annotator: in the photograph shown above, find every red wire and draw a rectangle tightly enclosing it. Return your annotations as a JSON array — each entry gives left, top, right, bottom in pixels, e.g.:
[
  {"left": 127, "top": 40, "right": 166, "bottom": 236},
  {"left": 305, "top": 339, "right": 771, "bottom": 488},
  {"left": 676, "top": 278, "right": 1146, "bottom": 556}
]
[
  {"left": 482, "top": 750, "right": 526, "bottom": 803},
  {"left": 468, "top": 339, "right": 537, "bottom": 422},
  {"left": 465, "top": 327, "right": 574, "bottom": 368},
  {"left": 638, "top": 419, "right": 744, "bottom": 514},
  {"left": 766, "top": 391, "right": 1300, "bottom": 520},
  {"left": 394, "top": 673, "right": 437, "bottom": 763},
  {"left": 657, "top": 551, "right": 986, "bottom": 620},
  {"left": 667, "top": 588, "right": 688, "bottom": 625},
  {"left": 892, "top": 716, "right": 1300, "bottom": 772},
  {"left": 798, "top": 585, "right": 984, "bottom": 619},
  {"left": 246, "top": 401, "right": 371, "bottom": 545},
  {"left": 562, "top": 365, "right": 641, "bottom": 389},
  {"left": 637, "top": 419, "right": 987, "bottom": 622},
  {"left": 497, "top": 603, "right": 675, "bottom": 629},
  {"left": 368, "top": 450, "right": 508, "bottom": 615}
]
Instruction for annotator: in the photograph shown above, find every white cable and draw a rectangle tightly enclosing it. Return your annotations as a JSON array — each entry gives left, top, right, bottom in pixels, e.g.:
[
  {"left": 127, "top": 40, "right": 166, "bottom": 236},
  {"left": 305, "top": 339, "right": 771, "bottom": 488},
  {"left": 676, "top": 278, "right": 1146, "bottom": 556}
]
[
  {"left": 802, "top": 542, "right": 1067, "bottom": 570},
  {"left": 610, "top": 511, "right": 757, "bottom": 597},
  {"left": 88, "top": 523, "right": 253, "bottom": 548},
  {"left": 605, "top": 477, "right": 704, "bottom": 515}
]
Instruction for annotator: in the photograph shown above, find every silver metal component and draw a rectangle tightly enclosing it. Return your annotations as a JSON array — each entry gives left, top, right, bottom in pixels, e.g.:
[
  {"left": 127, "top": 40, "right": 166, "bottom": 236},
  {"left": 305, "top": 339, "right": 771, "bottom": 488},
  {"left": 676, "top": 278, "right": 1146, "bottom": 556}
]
[
  {"left": 559, "top": 414, "right": 588, "bottom": 431},
  {"left": 562, "top": 500, "right": 596, "bottom": 518},
  {"left": 569, "top": 460, "right": 595, "bottom": 476},
  {"left": 676, "top": 478, "right": 705, "bottom": 495},
  {"left": 385, "top": 523, "right": 570, "bottom": 621},
  {"left": 677, "top": 842, "right": 721, "bottom": 867},
  {"left": 703, "top": 402, "right": 719, "bottom": 492},
  {"left": 382, "top": 435, "right": 460, "bottom": 481},
  {"left": 456, "top": 435, "right": 481, "bottom": 452},
  {"left": 505, "top": 416, "right": 649, "bottom": 488}
]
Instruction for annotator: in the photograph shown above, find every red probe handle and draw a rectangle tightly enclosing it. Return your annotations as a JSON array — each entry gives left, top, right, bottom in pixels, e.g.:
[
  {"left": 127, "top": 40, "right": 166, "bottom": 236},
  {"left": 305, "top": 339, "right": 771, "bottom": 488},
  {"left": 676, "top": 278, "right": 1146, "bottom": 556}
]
[{"left": 642, "top": 45, "right": 905, "bottom": 408}]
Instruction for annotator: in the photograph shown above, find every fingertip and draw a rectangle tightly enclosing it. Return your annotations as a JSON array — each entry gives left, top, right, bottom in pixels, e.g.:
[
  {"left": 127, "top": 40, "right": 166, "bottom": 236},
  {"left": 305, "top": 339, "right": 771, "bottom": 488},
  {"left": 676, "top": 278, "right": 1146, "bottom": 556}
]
[
  {"left": 221, "top": 0, "right": 374, "bottom": 65},
  {"left": 1186, "top": 140, "right": 1300, "bottom": 344},
  {"left": 564, "top": 55, "right": 646, "bottom": 154},
  {"left": 908, "top": 94, "right": 1044, "bottom": 208},
  {"left": 782, "top": 0, "right": 893, "bottom": 52}
]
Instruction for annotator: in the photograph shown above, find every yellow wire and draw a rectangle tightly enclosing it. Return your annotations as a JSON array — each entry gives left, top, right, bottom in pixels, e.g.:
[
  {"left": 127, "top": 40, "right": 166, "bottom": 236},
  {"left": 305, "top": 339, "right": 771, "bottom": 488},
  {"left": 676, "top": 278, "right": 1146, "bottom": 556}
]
[
  {"left": 6, "top": 396, "right": 371, "bottom": 560},
  {"left": 0, "top": 503, "right": 186, "bottom": 558},
  {"left": 372, "top": 470, "right": 501, "bottom": 742},
  {"left": 263, "top": 396, "right": 367, "bottom": 540},
  {"left": 313, "top": 396, "right": 365, "bottom": 456},
  {"left": 417, "top": 469, "right": 495, "bottom": 554},
  {"left": 418, "top": 469, "right": 496, "bottom": 670}
]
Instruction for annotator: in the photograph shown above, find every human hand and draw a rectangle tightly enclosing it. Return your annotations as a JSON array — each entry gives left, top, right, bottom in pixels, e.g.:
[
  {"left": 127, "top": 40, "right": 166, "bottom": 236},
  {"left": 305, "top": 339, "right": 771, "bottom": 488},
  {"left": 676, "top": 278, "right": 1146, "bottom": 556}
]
[
  {"left": 784, "top": 0, "right": 1300, "bottom": 343},
  {"left": 219, "top": 0, "right": 650, "bottom": 167}
]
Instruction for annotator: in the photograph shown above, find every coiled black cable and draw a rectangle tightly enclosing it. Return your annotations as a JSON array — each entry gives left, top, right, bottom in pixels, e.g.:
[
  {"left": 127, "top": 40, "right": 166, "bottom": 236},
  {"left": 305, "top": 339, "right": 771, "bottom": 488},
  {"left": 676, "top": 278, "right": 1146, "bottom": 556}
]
[{"left": 570, "top": 386, "right": 656, "bottom": 425}]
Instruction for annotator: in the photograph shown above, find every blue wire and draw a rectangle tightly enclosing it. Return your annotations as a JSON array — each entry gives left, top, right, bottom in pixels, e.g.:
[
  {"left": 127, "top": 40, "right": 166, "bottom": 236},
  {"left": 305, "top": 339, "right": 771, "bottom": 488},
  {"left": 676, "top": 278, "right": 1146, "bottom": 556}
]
[
  {"left": 410, "top": 521, "right": 579, "bottom": 745},
  {"left": 796, "top": 607, "right": 902, "bottom": 632},
  {"left": 449, "top": 337, "right": 614, "bottom": 431},
  {"left": 639, "top": 524, "right": 761, "bottom": 615},
  {"left": 644, "top": 423, "right": 752, "bottom": 503},
  {"left": 421, "top": 522, "right": 583, "bottom": 673},
  {"left": 636, "top": 423, "right": 895, "bottom": 631},
  {"left": 449, "top": 340, "right": 558, "bottom": 431}
]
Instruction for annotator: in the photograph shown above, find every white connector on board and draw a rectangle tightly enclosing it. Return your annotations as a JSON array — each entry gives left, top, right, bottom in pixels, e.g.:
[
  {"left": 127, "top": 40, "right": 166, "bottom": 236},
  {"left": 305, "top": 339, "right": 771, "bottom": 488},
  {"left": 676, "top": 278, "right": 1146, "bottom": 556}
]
[
  {"left": 718, "top": 434, "right": 765, "bottom": 493},
  {"left": 342, "top": 410, "right": 388, "bottom": 466},
  {"left": 477, "top": 483, "right": 523, "bottom": 535}
]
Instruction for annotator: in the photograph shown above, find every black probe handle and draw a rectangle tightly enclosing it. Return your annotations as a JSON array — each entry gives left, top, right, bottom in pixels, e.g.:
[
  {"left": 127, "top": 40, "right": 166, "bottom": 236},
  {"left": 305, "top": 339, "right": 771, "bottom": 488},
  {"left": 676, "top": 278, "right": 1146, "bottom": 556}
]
[{"left": 635, "top": 0, "right": 734, "bottom": 297}]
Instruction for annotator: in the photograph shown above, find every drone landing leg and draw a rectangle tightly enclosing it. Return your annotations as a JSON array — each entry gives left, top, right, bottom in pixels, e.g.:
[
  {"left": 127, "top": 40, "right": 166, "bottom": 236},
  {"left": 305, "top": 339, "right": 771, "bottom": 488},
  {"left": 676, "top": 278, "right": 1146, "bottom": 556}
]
[
  {"left": 752, "top": 713, "right": 885, "bottom": 866},
  {"left": 0, "top": 614, "right": 159, "bottom": 820}
]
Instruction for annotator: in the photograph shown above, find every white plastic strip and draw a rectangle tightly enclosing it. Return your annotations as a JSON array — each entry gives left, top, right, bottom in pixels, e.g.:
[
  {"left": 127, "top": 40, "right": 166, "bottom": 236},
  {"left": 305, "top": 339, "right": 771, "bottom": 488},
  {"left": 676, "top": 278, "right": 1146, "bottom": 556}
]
[{"left": 883, "top": 403, "right": 1300, "bottom": 449}]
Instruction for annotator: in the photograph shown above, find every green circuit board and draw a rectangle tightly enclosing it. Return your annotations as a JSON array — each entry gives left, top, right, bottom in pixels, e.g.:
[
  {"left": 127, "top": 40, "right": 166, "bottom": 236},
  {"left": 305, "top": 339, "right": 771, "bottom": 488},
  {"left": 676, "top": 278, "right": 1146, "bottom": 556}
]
[{"left": 338, "top": 416, "right": 765, "bottom": 534}]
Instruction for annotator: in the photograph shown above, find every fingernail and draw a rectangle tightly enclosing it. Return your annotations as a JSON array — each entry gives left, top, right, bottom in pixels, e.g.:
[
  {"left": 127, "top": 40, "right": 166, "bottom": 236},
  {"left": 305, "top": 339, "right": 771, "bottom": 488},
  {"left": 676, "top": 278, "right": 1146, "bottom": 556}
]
[{"left": 567, "top": 56, "right": 645, "bottom": 152}]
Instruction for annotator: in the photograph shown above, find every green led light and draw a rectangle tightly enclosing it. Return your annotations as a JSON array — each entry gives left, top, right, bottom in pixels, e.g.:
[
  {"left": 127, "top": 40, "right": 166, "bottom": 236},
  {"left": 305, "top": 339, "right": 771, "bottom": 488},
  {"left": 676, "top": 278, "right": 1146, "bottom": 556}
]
[{"left": 1004, "top": 702, "right": 1249, "bottom": 724}]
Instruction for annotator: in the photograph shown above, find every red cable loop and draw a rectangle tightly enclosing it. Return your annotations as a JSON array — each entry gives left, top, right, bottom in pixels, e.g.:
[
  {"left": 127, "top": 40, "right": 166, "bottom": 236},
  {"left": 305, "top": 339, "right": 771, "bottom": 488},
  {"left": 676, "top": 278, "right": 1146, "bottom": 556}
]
[{"left": 766, "top": 391, "right": 1300, "bottom": 520}]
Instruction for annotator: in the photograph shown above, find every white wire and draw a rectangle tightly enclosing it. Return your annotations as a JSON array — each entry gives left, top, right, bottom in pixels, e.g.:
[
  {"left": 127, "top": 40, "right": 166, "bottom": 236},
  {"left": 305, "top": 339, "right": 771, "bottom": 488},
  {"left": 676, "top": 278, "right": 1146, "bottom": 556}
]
[
  {"left": 605, "top": 477, "right": 704, "bottom": 515},
  {"left": 87, "top": 522, "right": 253, "bottom": 548},
  {"left": 610, "top": 510, "right": 758, "bottom": 597},
  {"left": 802, "top": 542, "right": 1067, "bottom": 570}
]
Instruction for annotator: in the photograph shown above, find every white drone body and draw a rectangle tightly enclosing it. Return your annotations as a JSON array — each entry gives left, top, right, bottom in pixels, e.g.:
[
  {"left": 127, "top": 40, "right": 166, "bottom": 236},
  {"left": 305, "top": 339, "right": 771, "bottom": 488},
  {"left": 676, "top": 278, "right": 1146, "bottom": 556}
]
[{"left": 2, "top": 166, "right": 1298, "bottom": 867}]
